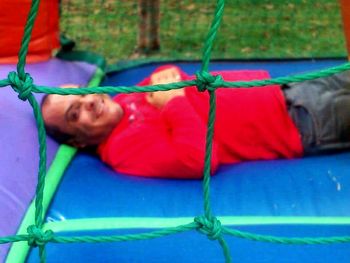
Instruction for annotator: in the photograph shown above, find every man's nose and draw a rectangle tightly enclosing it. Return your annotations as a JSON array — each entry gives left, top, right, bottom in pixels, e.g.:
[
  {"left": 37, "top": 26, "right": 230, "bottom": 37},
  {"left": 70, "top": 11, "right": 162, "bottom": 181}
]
[{"left": 82, "top": 96, "right": 96, "bottom": 111}]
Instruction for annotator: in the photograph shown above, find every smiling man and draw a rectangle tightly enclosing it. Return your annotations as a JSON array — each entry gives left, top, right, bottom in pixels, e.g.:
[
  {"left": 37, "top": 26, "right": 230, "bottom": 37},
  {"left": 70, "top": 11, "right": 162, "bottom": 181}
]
[
  {"left": 41, "top": 65, "right": 350, "bottom": 179},
  {"left": 42, "top": 91, "right": 124, "bottom": 147}
]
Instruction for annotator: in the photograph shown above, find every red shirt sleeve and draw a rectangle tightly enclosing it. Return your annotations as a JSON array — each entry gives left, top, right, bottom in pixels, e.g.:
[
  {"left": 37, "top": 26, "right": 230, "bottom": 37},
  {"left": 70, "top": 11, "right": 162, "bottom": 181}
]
[
  {"left": 99, "top": 95, "right": 219, "bottom": 179},
  {"left": 160, "top": 96, "right": 219, "bottom": 178}
]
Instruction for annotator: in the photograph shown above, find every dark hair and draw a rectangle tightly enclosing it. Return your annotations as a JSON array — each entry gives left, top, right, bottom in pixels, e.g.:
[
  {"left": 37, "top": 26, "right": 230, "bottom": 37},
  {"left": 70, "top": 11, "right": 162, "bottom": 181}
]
[{"left": 41, "top": 94, "right": 75, "bottom": 145}]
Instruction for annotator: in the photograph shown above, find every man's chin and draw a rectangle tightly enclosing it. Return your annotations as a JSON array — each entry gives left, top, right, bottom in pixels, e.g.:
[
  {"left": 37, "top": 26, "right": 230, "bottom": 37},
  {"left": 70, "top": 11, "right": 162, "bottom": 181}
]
[{"left": 114, "top": 105, "right": 124, "bottom": 120}]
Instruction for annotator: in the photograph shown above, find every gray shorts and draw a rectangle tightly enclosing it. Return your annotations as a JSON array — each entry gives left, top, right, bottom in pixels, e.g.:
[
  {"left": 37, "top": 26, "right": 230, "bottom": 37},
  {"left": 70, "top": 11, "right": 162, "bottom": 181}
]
[{"left": 282, "top": 70, "right": 350, "bottom": 155}]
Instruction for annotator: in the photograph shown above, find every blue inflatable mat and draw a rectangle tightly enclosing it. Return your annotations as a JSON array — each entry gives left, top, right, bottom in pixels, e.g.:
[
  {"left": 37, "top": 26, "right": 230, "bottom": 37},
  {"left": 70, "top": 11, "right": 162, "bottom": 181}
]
[{"left": 28, "top": 60, "right": 350, "bottom": 263}]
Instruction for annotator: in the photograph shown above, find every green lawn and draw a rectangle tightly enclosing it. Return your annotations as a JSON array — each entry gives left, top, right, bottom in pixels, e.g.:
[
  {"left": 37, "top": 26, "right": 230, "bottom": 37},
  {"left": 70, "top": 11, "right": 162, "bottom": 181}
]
[{"left": 60, "top": 0, "right": 347, "bottom": 63}]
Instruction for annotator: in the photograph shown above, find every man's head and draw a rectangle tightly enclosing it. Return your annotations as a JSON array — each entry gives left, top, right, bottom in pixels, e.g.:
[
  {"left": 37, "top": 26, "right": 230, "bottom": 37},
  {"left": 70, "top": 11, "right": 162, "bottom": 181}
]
[{"left": 41, "top": 90, "right": 123, "bottom": 148}]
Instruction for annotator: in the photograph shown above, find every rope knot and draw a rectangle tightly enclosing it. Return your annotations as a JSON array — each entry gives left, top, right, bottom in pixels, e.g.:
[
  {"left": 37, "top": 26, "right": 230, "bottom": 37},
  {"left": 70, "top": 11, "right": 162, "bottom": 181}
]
[
  {"left": 27, "top": 225, "right": 54, "bottom": 247},
  {"left": 8, "top": 71, "right": 33, "bottom": 101},
  {"left": 195, "top": 71, "right": 222, "bottom": 92},
  {"left": 194, "top": 216, "right": 222, "bottom": 240}
]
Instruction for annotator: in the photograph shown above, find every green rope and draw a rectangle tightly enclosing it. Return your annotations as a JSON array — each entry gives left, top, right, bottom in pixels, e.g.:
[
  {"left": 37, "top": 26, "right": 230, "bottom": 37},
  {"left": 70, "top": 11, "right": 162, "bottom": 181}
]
[
  {"left": 0, "top": 79, "right": 10, "bottom": 87},
  {"left": 196, "top": 0, "right": 225, "bottom": 220},
  {"left": 17, "top": 0, "right": 40, "bottom": 79},
  {"left": 2, "top": 62, "right": 349, "bottom": 94},
  {"left": 196, "top": 0, "right": 232, "bottom": 261},
  {"left": 32, "top": 80, "right": 197, "bottom": 94},
  {"left": 7, "top": 0, "right": 49, "bottom": 262},
  {"left": 1, "top": 0, "right": 350, "bottom": 262},
  {"left": 2, "top": 225, "right": 350, "bottom": 246},
  {"left": 201, "top": 0, "right": 225, "bottom": 72},
  {"left": 6, "top": 72, "right": 47, "bottom": 231},
  {"left": 27, "top": 226, "right": 52, "bottom": 263},
  {"left": 0, "top": 223, "right": 198, "bottom": 245},
  {"left": 202, "top": 91, "right": 216, "bottom": 219},
  {"left": 52, "top": 223, "right": 197, "bottom": 243},
  {"left": 221, "top": 62, "right": 350, "bottom": 88},
  {"left": 7, "top": 73, "right": 49, "bottom": 263},
  {"left": 0, "top": 235, "right": 28, "bottom": 244},
  {"left": 39, "top": 246, "right": 46, "bottom": 263}
]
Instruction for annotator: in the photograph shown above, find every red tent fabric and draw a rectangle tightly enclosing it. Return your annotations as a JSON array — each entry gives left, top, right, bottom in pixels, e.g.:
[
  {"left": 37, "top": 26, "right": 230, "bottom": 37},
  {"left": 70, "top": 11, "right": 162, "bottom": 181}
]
[
  {"left": 340, "top": 0, "right": 350, "bottom": 59},
  {"left": 0, "top": 0, "right": 60, "bottom": 64}
]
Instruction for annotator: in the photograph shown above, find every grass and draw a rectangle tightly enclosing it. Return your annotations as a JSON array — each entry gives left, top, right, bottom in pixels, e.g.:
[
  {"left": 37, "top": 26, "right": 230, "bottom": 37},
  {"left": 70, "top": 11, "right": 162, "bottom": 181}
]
[{"left": 60, "top": 0, "right": 347, "bottom": 64}]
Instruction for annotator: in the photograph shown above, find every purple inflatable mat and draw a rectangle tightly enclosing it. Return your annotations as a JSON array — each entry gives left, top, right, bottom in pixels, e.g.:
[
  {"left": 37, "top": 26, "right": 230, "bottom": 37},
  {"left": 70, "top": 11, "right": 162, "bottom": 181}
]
[{"left": 0, "top": 58, "right": 97, "bottom": 261}]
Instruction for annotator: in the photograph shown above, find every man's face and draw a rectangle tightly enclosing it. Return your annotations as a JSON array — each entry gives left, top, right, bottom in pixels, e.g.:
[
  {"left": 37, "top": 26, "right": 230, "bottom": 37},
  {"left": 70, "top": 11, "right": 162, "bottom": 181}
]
[{"left": 42, "top": 93, "right": 123, "bottom": 147}]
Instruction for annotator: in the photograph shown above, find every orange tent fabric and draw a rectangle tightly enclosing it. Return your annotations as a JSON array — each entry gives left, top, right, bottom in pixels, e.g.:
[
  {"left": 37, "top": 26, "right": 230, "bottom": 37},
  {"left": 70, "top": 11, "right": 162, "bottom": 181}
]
[{"left": 0, "top": 0, "right": 60, "bottom": 64}]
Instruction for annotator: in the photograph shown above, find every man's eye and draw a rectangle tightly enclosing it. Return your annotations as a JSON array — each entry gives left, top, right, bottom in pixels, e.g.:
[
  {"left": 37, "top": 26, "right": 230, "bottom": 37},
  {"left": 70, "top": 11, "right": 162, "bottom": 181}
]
[{"left": 70, "top": 111, "right": 79, "bottom": 122}]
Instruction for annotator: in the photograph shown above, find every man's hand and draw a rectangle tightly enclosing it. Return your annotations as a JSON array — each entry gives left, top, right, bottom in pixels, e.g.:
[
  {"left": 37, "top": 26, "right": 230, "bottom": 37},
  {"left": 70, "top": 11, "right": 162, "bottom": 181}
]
[
  {"left": 150, "top": 67, "right": 181, "bottom": 85},
  {"left": 146, "top": 89, "right": 185, "bottom": 109},
  {"left": 147, "top": 66, "right": 184, "bottom": 108}
]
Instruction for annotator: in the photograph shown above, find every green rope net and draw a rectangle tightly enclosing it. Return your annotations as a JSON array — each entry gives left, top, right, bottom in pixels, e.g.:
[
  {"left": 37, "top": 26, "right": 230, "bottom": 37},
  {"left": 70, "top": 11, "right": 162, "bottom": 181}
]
[{"left": 1, "top": 0, "right": 350, "bottom": 262}]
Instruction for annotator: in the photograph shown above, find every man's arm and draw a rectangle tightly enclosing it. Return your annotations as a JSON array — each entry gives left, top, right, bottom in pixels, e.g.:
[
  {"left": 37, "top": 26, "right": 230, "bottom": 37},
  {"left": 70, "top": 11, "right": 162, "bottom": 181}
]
[
  {"left": 100, "top": 93, "right": 219, "bottom": 179},
  {"left": 147, "top": 78, "right": 219, "bottom": 178},
  {"left": 146, "top": 88, "right": 185, "bottom": 109},
  {"left": 159, "top": 95, "right": 219, "bottom": 178},
  {"left": 100, "top": 66, "right": 219, "bottom": 178}
]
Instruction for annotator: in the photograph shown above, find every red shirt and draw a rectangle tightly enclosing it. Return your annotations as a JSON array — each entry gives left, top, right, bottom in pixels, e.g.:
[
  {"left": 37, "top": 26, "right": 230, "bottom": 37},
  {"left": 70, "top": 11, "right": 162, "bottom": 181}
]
[{"left": 98, "top": 67, "right": 303, "bottom": 179}]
